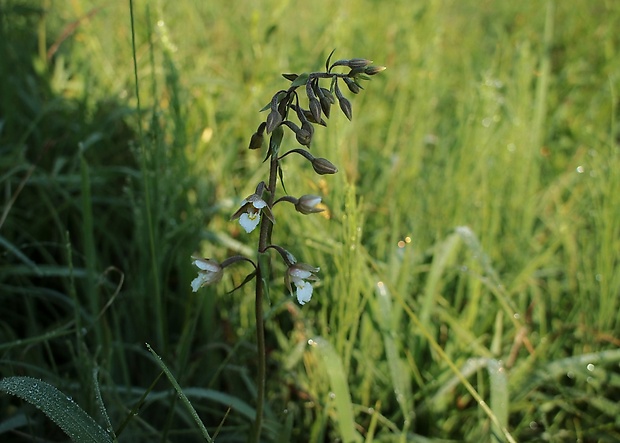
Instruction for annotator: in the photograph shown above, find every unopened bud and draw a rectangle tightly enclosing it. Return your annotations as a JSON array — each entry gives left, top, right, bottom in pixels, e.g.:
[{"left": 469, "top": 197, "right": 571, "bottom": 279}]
[
  {"left": 266, "top": 109, "right": 283, "bottom": 134},
  {"left": 311, "top": 157, "right": 338, "bottom": 175},
  {"left": 295, "top": 195, "right": 324, "bottom": 215},
  {"left": 364, "top": 65, "right": 386, "bottom": 76},
  {"left": 348, "top": 58, "right": 373, "bottom": 69},
  {"left": 248, "top": 131, "right": 264, "bottom": 150},
  {"left": 296, "top": 128, "right": 312, "bottom": 147},
  {"left": 344, "top": 77, "right": 362, "bottom": 94},
  {"left": 338, "top": 95, "right": 353, "bottom": 120}
]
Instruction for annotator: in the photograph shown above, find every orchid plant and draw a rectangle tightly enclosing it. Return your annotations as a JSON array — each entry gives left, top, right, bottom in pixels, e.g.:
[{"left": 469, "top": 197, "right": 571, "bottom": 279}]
[{"left": 191, "top": 51, "right": 384, "bottom": 441}]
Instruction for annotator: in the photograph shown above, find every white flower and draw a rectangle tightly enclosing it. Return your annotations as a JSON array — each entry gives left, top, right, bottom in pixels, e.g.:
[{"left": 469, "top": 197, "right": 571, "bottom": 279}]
[
  {"left": 285, "top": 263, "right": 320, "bottom": 305},
  {"left": 191, "top": 257, "right": 223, "bottom": 292},
  {"left": 231, "top": 193, "right": 274, "bottom": 233}
]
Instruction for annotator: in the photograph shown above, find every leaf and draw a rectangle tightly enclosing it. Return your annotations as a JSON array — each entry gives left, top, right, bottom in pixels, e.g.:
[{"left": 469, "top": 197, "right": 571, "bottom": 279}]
[
  {"left": 309, "top": 337, "right": 362, "bottom": 443},
  {"left": 282, "top": 73, "right": 298, "bottom": 81},
  {"left": 0, "top": 376, "right": 113, "bottom": 443},
  {"left": 289, "top": 72, "right": 309, "bottom": 88},
  {"left": 325, "top": 48, "right": 336, "bottom": 72},
  {"left": 227, "top": 270, "right": 257, "bottom": 294},
  {"left": 145, "top": 344, "right": 213, "bottom": 442}
]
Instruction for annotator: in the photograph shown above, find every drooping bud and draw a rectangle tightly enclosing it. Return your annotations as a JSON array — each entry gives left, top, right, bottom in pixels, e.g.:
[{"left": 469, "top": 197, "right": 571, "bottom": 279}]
[
  {"left": 319, "top": 87, "right": 335, "bottom": 118},
  {"left": 343, "top": 77, "right": 363, "bottom": 94},
  {"left": 306, "top": 81, "right": 322, "bottom": 123},
  {"left": 301, "top": 121, "right": 315, "bottom": 143},
  {"left": 266, "top": 93, "right": 284, "bottom": 133},
  {"left": 321, "top": 87, "right": 336, "bottom": 104},
  {"left": 291, "top": 104, "right": 326, "bottom": 126},
  {"left": 248, "top": 122, "right": 266, "bottom": 150},
  {"left": 311, "top": 157, "right": 338, "bottom": 175},
  {"left": 334, "top": 81, "right": 352, "bottom": 121},
  {"left": 284, "top": 121, "right": 312, "bottom": 147},
  {"left": 248, "top": 132, "right": 264, "bottom": 150}
]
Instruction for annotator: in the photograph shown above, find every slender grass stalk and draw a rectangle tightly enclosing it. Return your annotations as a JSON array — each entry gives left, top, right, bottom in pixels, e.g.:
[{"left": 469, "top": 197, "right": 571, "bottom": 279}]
[{"left": 128, "top": 0, "right": 165, "bottom": 352}]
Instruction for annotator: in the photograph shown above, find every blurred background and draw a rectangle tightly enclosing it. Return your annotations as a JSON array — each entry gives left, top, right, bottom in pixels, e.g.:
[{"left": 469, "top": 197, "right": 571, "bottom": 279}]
[{"left": 1, "top": 0, "right": 619, "bottom": 441}]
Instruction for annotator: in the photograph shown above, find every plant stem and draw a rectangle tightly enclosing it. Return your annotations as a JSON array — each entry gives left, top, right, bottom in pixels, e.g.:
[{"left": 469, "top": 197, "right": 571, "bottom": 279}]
[
  {"left": 250, "top": 135, "right": 280, "bottom": 443},
  {"left": 250, "top": 266, "right": 266, "bottom": 443}
]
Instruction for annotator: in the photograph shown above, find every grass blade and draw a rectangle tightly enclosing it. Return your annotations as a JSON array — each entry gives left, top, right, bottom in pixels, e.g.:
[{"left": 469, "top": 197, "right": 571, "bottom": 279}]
[
  {"left": 145, "top": 343, "right": 213, "bottom": 442},
  {"left": 0, "top": 376, "right": 113, "bottom": 443},
  {"left": 310, "top": 336, "right": 362, "bottom": 443}
]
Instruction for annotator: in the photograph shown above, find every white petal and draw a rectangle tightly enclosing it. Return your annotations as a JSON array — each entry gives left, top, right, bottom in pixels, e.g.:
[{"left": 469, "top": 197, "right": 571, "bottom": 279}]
[
  {"left": 193, "top": 258, "right": 220, "bottom": 272},
  {"left": 289, "top": 268, "right": 313, "bottom": 279},
  {"left": 295, "top": 281, "right": 313, "bottom": 305},
  {"left": 239, "top": 211, "right": 261, "bottom": 233},
  {"left": 191, "top": 274, "right": 209, "bottom": 292},
  {"left": 252, "top": 199, "right": 268, "bottom": 209}
]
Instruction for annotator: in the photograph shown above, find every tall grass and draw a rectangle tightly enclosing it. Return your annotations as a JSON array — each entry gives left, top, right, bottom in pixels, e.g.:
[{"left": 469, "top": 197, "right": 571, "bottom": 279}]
[{"left": 1, "top": 0, "right": 619, "bottom": 441}]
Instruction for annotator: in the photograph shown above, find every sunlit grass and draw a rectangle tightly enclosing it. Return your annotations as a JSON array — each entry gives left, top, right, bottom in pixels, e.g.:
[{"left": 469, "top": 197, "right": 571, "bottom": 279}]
[{"left": 1, "top": 0, "right": 619, "bottom": 441}]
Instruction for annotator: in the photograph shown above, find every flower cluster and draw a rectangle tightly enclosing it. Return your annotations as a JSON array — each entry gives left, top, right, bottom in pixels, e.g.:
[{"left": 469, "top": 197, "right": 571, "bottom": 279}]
[{"left": 192, "top": 52, "right": 384, "bottom": 305}]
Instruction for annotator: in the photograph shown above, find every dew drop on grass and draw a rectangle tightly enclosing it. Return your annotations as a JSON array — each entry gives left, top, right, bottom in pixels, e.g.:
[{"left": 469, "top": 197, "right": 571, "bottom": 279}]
[
  {"left": 329, "top": 392, "right": 336, "bottom": 400},
  {"left": 586, "top": 363, "right": 595, "bottom": 372}
]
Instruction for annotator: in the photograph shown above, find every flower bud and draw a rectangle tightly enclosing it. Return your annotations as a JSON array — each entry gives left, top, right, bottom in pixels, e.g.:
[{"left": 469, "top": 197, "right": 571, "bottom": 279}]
[
  {"left": 306, "top": 82, "right": 322, "bottom": 123},
  {"left": 364, "top": 65, "right": 387, "bottom": 76},
  {"left": 338, "top": 95, "right": 352, "bottom": 120},
  {"left": 311, "top": 157, "right": 338, "bottom": 175},
  {"left": 344, "top": 77, "right": 362, "bottom": 94},
  {"left": 348, "top": 58, "right": 373, "bottom": 69},
  {"left": 334, "top": 81, "right": 353, "bottom": 121},
  {"left": 295, "top": 195, "right": 324, "bottom": 214},
  {"left": 296, "top": 128, "right": 312, "bottom": 147},
  {"left": 266, "top": 109, "right": 283, "bottom": 134},
  {"left": 248, "top": 131, "right": 264, "bottom": 150}
]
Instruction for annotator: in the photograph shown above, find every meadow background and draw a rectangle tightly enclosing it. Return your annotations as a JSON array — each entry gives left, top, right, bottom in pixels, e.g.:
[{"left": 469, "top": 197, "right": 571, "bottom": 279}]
[{"left": 1, "top": 0, "right": 619, "bottom": 441}]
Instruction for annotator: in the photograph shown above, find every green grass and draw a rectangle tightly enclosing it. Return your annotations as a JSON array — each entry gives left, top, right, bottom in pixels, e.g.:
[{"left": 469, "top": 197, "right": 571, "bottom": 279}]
[{"left": 1, "top": 0, "right": 619, "bottom": 441}]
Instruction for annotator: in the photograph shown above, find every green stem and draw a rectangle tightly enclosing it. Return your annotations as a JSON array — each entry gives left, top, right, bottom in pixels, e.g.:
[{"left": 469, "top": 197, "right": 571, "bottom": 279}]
[{"left": 250, "top": 134, "right": 280, "bottom": 443}]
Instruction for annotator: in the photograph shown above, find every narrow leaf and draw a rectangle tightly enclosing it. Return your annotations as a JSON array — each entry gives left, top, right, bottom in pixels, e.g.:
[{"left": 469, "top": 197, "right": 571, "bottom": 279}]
[
  {"left": 146, "top": 344, "right": 213, "bottom": 442},
  {"left": 309, "top": 337, "right": 362, "bottom": 443},
  {"left": 0, "top": 376, "right": 113, "bottom": 443}
]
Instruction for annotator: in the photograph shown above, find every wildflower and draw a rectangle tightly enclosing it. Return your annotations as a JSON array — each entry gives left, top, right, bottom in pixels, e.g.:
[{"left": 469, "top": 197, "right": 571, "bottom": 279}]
[
  {"left": 295, "top": 195, "right": 324, "bottom": 215},
  {"left": 231, "top": 193, "right": 274, "bottom": 233},
  {"left": 285, "top": 263, "right": 320, "bottom": 305},
  {"left": 191, "top": 257, "right": 223, "bottom": 292}
]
